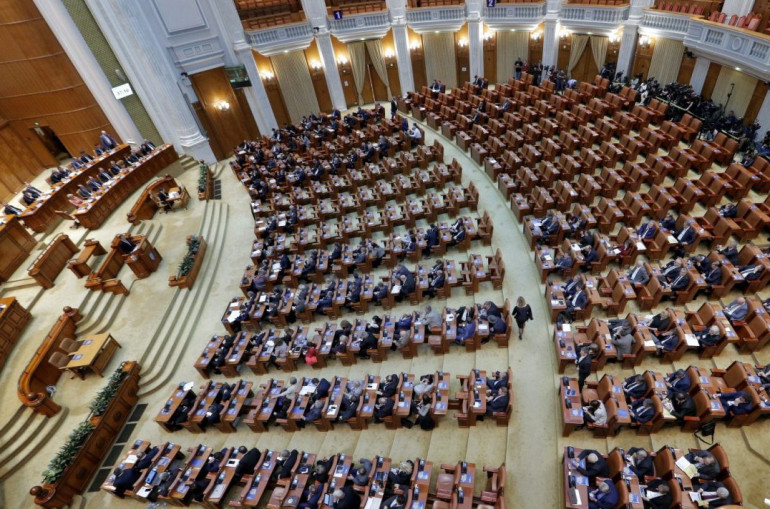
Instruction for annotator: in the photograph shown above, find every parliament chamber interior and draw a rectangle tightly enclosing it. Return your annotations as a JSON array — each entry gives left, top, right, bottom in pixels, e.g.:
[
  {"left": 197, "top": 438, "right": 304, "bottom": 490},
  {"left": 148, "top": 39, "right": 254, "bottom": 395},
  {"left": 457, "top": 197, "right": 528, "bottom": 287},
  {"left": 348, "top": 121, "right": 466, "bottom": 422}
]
[{"left": 3, "top": 0, "right": 770, "bottom": 508}]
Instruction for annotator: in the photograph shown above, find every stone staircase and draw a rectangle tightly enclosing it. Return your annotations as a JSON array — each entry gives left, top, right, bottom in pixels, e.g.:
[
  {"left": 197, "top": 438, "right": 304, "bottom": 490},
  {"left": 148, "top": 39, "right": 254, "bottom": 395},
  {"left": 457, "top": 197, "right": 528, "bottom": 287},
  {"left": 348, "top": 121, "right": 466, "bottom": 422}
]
[
  {"left": 137, "top": 199, "right": 229, "bottom": 397},
  {"left": 0, "top": 405, "right": 69, "bottom": 481}
]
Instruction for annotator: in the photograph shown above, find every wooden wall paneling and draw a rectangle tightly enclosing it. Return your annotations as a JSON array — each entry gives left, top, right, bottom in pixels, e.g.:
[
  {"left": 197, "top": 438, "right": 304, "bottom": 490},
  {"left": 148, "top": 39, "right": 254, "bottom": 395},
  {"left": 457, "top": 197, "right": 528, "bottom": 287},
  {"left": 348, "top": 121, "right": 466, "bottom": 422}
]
[
  {"left": 571, "top": 41, "right": 598, "bottom": 84},
  {"left": 743, "top": 80, "right": 767, "bottom": 124},
  {"left": 253, "top": 50, "right": 291, "bottom": 127},
  {"left": 0, "top": 4, "right": 115, "bottom": 160},
  {"left": 557, "top": 35, "right": 571, "bottom": 71},
  {"left": 484, "top": 32, "right": 497, "bottom": 84},
  {"left": 529, "top": 28, "right": 544, "bottom": 66},
  {"left": 701, "top": 61, "right": 722, "bottom": 99},
  {"left": 189, "top": 67, "right": 257, "bottom": 159},
  {"left": 305, "top": 41, "right": 333, "bottom": 113},
  {"left": 455, "top": 25, "right": 470, "bottom": 86},
  {"left": 631, "top": 39, "right": 655, "bottom": 80},
  {"left": 381, "top": 30, "right": 402, "bottom": 97},
  {"left": 410, "top": 29, "right": 427, "bottom": 91},
  {"left": 233, "top": 88, "right": 261, "bottom": 139},
  {"left": 191, "top": 101, "right": 224, "bottom": 160},
  {"left": 677, "top": 52, "right": 696, "bottom": 84}
]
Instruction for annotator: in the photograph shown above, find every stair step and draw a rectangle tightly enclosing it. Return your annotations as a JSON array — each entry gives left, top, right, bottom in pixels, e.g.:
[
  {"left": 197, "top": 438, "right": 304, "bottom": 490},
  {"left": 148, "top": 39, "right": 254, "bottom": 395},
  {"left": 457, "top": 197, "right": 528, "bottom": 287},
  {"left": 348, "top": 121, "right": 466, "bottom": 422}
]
[{"left": 0, "top": 407, "right": 69, "bottom": 480}]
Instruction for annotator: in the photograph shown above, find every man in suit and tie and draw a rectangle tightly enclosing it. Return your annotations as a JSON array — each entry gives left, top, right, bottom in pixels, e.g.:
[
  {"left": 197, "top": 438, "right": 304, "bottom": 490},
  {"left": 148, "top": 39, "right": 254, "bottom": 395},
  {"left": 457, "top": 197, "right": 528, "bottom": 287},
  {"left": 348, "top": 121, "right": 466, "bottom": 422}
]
[
  {"left": 140, "top": 139, "right": 156, "bottom": 154},
  {"left": 723, "top": 297, "right": 748, "bottom": 323},
  {"left": 554, "top": 253, "right": 574, "bottom": 274},
  {"left": 486, "top": 387, "right": 509, "bottom": 414},
  {"left": 234, "top": 447, "right": 261, "bottom": 483},
  {"left": 665, "top": 269, "right": 691, "bottom": 293},
  {"left": 373, "top": 396, "right": 394, "bottom": 422},
  {"left": 704, "top": 261, "right": 722, "bottom": 290},
  {"left": 637, "top": 220, "right": 658, "bottom": 240},
  {"left": 666, "top": 369, "right": 691, "bottom": 394},
  {"left": 696, "top": 325, "right": 722, "bottom": 347},
  {"left": 717, "top": 241, "right": 739, "bottom": 265},
  {"left": 672, "top": 219, "right": 696, "bottom": 256},
  {"left": 2, "top": 202, "right": 22, "bottom": 215},
  {"left": 100, "top": 130, "right": 118, "bottom": 150},
  {"left": 684, "top": 451, "right": 720, "bottom": 482},
  {"left": 574, "top": 450, "right": 609, "bottom": 484},
  {"left": 626, "top": 448, "right": 654, "bottom": 482},
  {"left": 657, "top": 259, "right": 682, "bottom": 284},
  {"left": 630, "top": 398, "right": 655, "bottom": 423},
  {"left": 565, "top": 283, "right": 587, "bottom": 319},
  {"left": 303, "top": 401, "right": 325, "bottom": 425},
  {"left": 455, "top": 319, "right": 476, "bottom": 345},
  {"left": 588, "top": 480, "right": 618, "bottom": 509},
  {"left": 649, "top": 310, "right": 671, "bottom": 333},
  {"left": 117, "top": 234, "right": 136, "bottom": 254},
  {"left": 486, "top": 370, "right": 508, "bottom": 392},
  {"left": 667, "top": 391, "right": 696, "bottom": 421},
  {"left": 627, "top": 261, "right": 650, "bottom": 285},
  {"left": 719, "top": 391, "right": 754, "bottom": 417}
]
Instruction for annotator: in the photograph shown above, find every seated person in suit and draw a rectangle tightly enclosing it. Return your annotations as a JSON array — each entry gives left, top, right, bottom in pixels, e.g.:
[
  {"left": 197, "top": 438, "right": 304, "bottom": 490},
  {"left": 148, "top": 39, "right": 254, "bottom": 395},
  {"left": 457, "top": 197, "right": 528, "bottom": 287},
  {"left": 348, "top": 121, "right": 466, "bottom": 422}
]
[
  {"left": 722, "top": 297, "right": 748, "bottom": 323},
  {"left": 627, "top": 261, "right": 650, "bottom": 285},
  {"left": 626, "top": 448, "right": 654, "bottom": 482},
  {"left": 86, "top": 176, "right": 102, "bottom": 191},
  {"left": 719, "top": 391, "right": 754, "bottom": 417},
  {"left": 111, "top": 448, "right": 158, "bottom": 497},
  {"left": 736, "top": 264, "right": 764, "bottom": 289},
  {"left": 454, "top": 319, "right": 476, "bottom": 345},
  {"left": 373, "top": 396, "right": 394, "bottom": 423},
  {"left": 554, "top": 252, "right": 574, "bottom": 274},
  {"left": 641, "top": 478, "right": 672, "bottom": 509},
  {"left": 338, "top": 393, "right": 359, "bottom": 422},
  {"left": 716, "top": 241, "right": 739, "bottom": 265},
  {"left": 348, "top": 458, "right": 373, "bottom": 486},
  {"left": 696, "top": 325, "right": 722, "bottom": 347},
  {"left": 378, "top": 374, "right": 399, "bottom": 398},
  {"left": 332, "top": 487, "right": 361, "bottom": 509},
  {"left": 622, "top": 374, "right": 648, "bottom": 401},
  {"left": 303, "top": 400, "right": 325, "bottom": 425},
  {"left": 486, "top": 386, "right": 509, "bottom": 415},
  {"left": 695, "top": 482, "right": 733, "bottom": 507},
  {"left": 718, "top": 202, "right": 737, "bottom": 218},
  {"left": 22, "top": 189, "right": 37, "bottom": 205},
  {"left": 532, "top": 210, "right": 560, "bottom": 237},
  {"left": 703, "top": 261, "right": 723, "bottom": 289},
  {"left": 581, "top": 245, "right": 599, "bottom": 270},
  {"left": 573, "top": 450, "right": 609, "bottom": 484},
  {"left": 671, "top": 219, "right": 697, "bottom": 257},
  {"left": 684, "top": 450, "right": 720, "bottom": 482},
  {"left": 657, "top": 259, "right": 682, "bottom": 284},
  {"left": 582, "top": 399, "right": 607, "bottom": 426},
  {"left": 486, "top": 370, "right": 508, "bottom": 392},
  {"left": 659, "top": 213, "right": 676, "bottom": 231},
  {"left": 233, "top": 446, "right": 261, "bottom": 483},
  {"left": 157, "top": 189, "right": 172, "bottom": 212},
  {"left": 663, "top": 266, "right": 691, "bottom": 293},
  {"left": 665, "top": 391, "right": 695, "bottom": 422},
  {"left": 588, "top": 479, "right": 618, "bottom": 509},
  {"left": 2, "top": 202, "right": 22, "bottom": 215},
  {"left": 648, "top": 310, "right": 671, "bottom": 333},
  {"left": 666, "top": 369, "right": 691, "bottom": 395},
  {"left": 612, "top": 326, "right": 634, "bottom": 359},
  {"left": 630, "top": 398, "right": 655, "bottom": 424},
  {"left": 655, "top": 329, "right": 680, "bottom": 354},
  {"left": 486, "top": 314, "right": 506, "bottom": 341}
]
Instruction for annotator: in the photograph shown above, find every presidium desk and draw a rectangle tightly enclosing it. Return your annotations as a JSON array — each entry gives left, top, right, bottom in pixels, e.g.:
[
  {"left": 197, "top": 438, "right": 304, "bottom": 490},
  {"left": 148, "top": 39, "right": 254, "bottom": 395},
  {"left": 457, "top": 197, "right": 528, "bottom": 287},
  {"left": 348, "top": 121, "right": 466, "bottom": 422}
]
[
  {"left": 0, "top": 214, "right": 37, "bottom": 283},
  {"left": 72, "top": 144, "right": 179, "bottom": 230},
  {"left": 19, "top": 144, "right": 131, "bottom": 233}
]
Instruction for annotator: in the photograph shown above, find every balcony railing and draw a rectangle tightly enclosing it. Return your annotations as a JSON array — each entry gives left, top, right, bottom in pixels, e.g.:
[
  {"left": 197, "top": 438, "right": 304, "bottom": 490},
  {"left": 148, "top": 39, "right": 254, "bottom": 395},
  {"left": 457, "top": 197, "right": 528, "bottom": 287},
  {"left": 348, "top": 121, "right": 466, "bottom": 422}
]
[
  {"left": 560, "top": 4, "right": 629, "bottom": 27},
  {"left": 639, "top": 8, "right": 692, "bottom": 39},
  {"left": 685, "top": 20, "right": 770, "bottom": 71},
  {"left": 483, "top": 3, "right": 547, "bottom": 29},
  {"left": 245, "top": 22, "right": 314, "bottom": 55},
  {"left": 406, "top": 5, "right": 466, "bottom": 30}
]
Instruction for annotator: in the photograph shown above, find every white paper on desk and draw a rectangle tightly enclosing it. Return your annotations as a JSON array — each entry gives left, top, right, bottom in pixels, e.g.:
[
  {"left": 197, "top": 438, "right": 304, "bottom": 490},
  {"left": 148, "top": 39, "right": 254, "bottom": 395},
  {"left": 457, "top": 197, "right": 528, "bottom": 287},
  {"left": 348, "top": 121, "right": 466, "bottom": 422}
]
[
  {"left": 135, "top": 486, "right": 152, "bottom": 498},
  {"left": 211, "top": 484, "right": 226, "bottom": 499},
  {"left": 125, "top": 454, "right": 138, "bottom": 463},
  {"left": 676, "top": 457, "right": 698, "bottom": 478},
  {"left": 300, "top": 386, "right": 315, "bottom": 396},
  {"left": 684, "top": 334, "right": 699, "bottom": 347},
  {"left": 562, "top": 324, "right": 571, "bottom": 332},
  {"left": 391, "top": 285, "right": 402, "bottom": 294},
  {"left": 644, "top": 340, "right": 656, "bottom": 348},
  {"left": 365, "top": 497, "right": 382, "bottom": 509},
  {"left": 543, "top": 254, "right": 552, "bottom": 261},
  {"left": 227, "top": 311, "right": 240, "bottom": 323},
  {"left": 667, "top": 235, "right": 677, "bottom": 244},
  {"left": 571, "top": 243, "right": 581, "bottom": 252},
  {"left": 646, "top": 491, "right": 663, "bottom": 500},
  {"left": 259, "top": 295, "right": 267, "bottom": 303},
  {"left": 636, "top": 241, "right": 646, "bottom": 250}
]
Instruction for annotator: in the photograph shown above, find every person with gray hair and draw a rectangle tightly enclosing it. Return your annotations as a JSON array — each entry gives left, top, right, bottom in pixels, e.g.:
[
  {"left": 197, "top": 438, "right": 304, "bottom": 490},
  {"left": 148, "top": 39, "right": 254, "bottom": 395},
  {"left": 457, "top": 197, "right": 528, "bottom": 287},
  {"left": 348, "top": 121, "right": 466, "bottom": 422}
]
[
  {"left": 348, "top": 458, "right": 372, "bottom": 485},
  {"left": 423, "top": 305, "right": 441, "bottom": 329},
  {"left": 587, "top": 479, "right": 618, "bottom": 509},
  {"left": 332, "top": 486, "right": 361, "bottom": 509},
  {"left": 696, "top": 482, "right": 733, "bottom": 507}
]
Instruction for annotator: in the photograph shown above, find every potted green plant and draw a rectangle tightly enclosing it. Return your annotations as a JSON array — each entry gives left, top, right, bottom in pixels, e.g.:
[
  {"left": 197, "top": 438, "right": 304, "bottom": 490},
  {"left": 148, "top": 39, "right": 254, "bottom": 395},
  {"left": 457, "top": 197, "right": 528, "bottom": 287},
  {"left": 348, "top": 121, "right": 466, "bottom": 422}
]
[{"left": 41, "top": 421, "right": 96, "bottom": 484}]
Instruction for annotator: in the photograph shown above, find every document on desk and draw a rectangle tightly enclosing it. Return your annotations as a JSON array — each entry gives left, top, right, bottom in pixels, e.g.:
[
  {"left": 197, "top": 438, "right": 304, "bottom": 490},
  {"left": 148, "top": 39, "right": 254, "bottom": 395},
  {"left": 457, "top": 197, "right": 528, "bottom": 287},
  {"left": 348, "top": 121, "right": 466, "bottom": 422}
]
[
  {"left": 365, "top": 497, "right": 382, "bottom": 509},
  {"left": 675, "top": 457, "right": 698, "bottom": 478},
  {"left": 684, "top": 334, "right": 699, "bottom": 347}
]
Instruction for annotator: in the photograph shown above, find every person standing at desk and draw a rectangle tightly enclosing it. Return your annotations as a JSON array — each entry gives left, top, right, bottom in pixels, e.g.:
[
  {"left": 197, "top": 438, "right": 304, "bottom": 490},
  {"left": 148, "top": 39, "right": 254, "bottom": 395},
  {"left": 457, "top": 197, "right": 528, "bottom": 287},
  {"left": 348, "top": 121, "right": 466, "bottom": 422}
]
[
  {"left": 117, "top": 234, "right": 137, "bottom": 254},
  {"left": 100, "top": 130, "right": 118, "bottom": 150},
  {"left": 576, "top": 346, "right": 593, "bottom": 393}
]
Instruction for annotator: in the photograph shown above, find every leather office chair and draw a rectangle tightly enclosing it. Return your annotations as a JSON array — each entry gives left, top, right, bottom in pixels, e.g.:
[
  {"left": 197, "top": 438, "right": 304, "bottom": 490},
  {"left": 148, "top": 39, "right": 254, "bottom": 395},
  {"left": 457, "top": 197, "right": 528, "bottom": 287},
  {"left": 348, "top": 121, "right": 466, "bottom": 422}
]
[
  {"left": 435, "top": 468, "right": 456, "bottom": 500},
  {"left": 59, "top": 337, "right": 80, "bottom": 354},
  {"left": 49, "top": 351, "right": 70, "bottom": 368}
]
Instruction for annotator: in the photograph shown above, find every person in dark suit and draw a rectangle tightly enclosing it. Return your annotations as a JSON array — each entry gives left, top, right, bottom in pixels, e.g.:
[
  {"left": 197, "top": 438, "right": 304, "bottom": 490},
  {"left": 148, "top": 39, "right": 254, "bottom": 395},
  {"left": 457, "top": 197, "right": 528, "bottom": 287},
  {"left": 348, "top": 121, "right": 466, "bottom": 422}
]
[
  {"left": 486, "top": 387, "right": 509, "bottom": 414},
  {"left": 112, "top": 447, "right": 158, "bottom": 497},
  {"left": 641, "top": 478, "right": 672, "bottom": 509},
  {"left": 2, "top": 202, "right": 22, "bottom": 215},
  {"left": 719, "top": 391, "right": 754, "bottom": 417},
  {"left": 100, "top": 130, "right": 118, "bottom": 150},
  {"left": 717, "top": 242, "right": 739, "bottom": 265},
  {"left": 141, "top": 139, "right": 156, "bottom": 154},
  {"left": 704, "top": 261, "right": 722, "bottom": 289},
  {"left": 315, "top": 378, "right": 331, "bottom": 399},
  {"left": 684, "top": 451, "right": 720, "bottom": 482},
  {"left": 576, "top": 346, "right": 593, "bottom": 393},
  {"left": 574, "top": 449, "right": 609, "bottom": 484},
  {"left": 626, "top": 448, "right": 654, "bottom": 482},
  {"left": 627, "top": 262, "right": 650, "bottom": 285},
  {"left": 648, "top": 311, "right": 671, "bottom": 333},
  {"left": 157, "top": 189, "right": 171, "bottom": 212},
  {"left": 672, "top": 220, "right": 696, "bottom": 257},
  {"left": 276, "top": 449, "right": 299, "bottom": 479},
  {"left": 696, "top": 325, "right": 722, "bottom": 347},
  {"left": 332, "top": 486, "right": 361, "bottom": 509},
  {"left": 588, "top": 479, "right": 618, "bottom": 509},
  {"left": 722, "top": 297, "right": 748, "bottom": 322},
  {"left": 378, "top": 374, "right": 398, "bottom": 398},
  {"left": 622, "top": 374, "right": 648, "bottom": 401},
  {"left": 565, "top": 285, "right": 587, "bottom": 320},
  {"left": 117, "top": 234, "right": 136, "bottom": 254},
  {"left": 667, "top": 369, "right": 691, "bottom": 394},
  {"left": 234, "top": 446, "right": 261, "bottom": 482},
  {"left": 374, "top": 396, "right": 394, "bottom": 422},
  {"left": 630, "top": 398, "right": 655, "bottom": 423},
  {"left": 660, "top": 214, "right": 676, "bottom": 231},
  {"left": 338, "top": 394, "right": 359, "bottom": 422},
  {"left": 637, "top": 220, "right": 657, "bottom": 240},
  {"left": 696, "top": 482, "right": 733, "bottom": 507},
  {"left": 486, "top": 370, "right": 508, "bottom": 392},
  {"left": 668, "top": 391, "right": 696, "bottom": 421}
]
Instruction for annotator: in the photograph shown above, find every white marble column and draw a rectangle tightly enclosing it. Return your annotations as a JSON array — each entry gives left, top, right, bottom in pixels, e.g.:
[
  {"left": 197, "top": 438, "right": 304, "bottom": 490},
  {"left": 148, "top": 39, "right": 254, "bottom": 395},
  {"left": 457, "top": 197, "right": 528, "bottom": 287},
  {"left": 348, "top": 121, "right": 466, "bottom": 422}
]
[
  {"left": 468, "top": 19, "right": 484, "bottom": 78},
  {"left": 33, "top": 0, "right": 143, "bottom": 146},
  {"left": 690, "top": 56, "right": 710, "bottom": 94},
  {"left": 615, "top": 26, "right": 638, "bottom": 79},
  {"left": 541, "top": 19, "right": 559, "bottom": 68},
  {"left": 722, "top": 0, "right": 754, "bottom": 16},
  {"left": 392, "top": 22, "right": 415, "bottom": 94},
  {"left": 316, "top": 31, "right": 348, "bottom": 111},
  {"left": 84, "top": 0, "right": 216, "bottom": 162}
]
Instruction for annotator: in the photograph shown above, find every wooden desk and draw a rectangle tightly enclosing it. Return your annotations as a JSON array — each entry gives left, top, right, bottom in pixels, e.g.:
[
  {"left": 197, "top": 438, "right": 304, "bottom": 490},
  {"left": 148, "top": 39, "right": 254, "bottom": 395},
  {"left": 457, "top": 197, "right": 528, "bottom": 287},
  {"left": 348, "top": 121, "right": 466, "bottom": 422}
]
[
  {"left": 0, "top": 214, "right": 36, "bottom": 283},
  {"left": 27, "top": 233, "right": 78, "bottom": 288},
  {"left": 19, "top": 145, "right": 130, "bottom": 232},
  {"left": 63, "top": 333, "right": 120, "bottom": 376},
  {"left": 73, "top": 145, "right": 178, "bottom": 230},
  {"left": 127, "top": 174, "right": 189, "bottom": 224},
  {"left": 68, "top": 239, "right": 106, "bottom": 278},
  {"left": 0, "top": 296, "right": 32, "bottom": 372}
]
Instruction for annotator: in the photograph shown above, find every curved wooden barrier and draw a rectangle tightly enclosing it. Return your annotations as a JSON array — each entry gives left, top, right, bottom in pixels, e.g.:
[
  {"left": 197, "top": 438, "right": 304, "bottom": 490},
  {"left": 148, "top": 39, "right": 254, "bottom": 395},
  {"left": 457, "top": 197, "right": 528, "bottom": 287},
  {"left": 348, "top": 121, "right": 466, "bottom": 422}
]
[
  {"left": 17, "top": 307, "right": 82, "bottom": 417},
  {"left": 127, "top": 174, "right": 188, "bottom": 224},
  {"left": 168, "top": 236, "right": 207, "bottom": 290},
  {"left": 30, "top": 361, "right": 141, "bottom": 508}
]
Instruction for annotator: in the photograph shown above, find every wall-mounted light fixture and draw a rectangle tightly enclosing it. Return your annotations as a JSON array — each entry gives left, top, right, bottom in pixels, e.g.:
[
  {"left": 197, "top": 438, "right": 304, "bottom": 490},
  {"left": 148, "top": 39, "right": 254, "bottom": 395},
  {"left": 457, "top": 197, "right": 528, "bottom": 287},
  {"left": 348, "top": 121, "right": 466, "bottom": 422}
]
[
  {"left": 409, "top": 38, "right": 421, "bottom": 51},
  {"left": 337, "top": 56, "right": 348, "bottom": 65},
  {"left": 458, "top": 38, "right": 468, "bottom": 47},
  {"left": 260, "top": 71, "right": 275, "bottom": 82},
  {"left": 608, "top": 30, "right": 620, "bottom": 43},
  {"left": 310, "top": 60, "right": 323, "bottom": 70},
  {"left": 639, "top": 35, "right": 652, "bottom": 49},
  {"left": 558, "top": 27, "right": 570, "bottom": 39},
  {"left": 530, "top": 31, "right": 542, "bottom": 41},
  {"left": 215, "top": 100, "right": 230, "bottom": 112},
  {"left": 483, "top": 30, "right": 494, "bottom": 41}
]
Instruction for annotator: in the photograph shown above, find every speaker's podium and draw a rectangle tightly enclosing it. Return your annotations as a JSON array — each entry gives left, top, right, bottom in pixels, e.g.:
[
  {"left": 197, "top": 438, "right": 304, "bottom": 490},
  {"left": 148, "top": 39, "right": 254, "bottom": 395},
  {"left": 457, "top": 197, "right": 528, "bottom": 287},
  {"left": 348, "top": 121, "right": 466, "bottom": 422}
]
[{"left": 122, "top": 235, "right": 162, "bottom": 278}]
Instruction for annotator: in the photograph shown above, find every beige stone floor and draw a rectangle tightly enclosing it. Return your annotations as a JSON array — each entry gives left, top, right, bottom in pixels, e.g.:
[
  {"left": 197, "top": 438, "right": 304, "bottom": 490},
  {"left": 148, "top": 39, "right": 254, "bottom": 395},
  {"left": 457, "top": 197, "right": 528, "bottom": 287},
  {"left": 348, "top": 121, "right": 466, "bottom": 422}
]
[{"left": 1, "top": 108, "right": 769, "bottom": 508}]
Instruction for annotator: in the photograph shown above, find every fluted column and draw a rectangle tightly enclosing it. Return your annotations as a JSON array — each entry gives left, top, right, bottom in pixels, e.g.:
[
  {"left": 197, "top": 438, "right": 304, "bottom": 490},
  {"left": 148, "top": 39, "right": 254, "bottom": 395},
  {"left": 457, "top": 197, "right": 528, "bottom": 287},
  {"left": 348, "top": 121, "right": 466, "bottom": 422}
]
[
  {"left": 83, "top": 0, "right": 216, "bottom": 162},
  {"left": 316, "top": 31, "right": 348, "bottom": 111},
  {"left": 689, "top": 56, "right": 710, "bottom": 94},
  {"left": 33, "top": 0, "right": 142, "bottom": 146},
  {"left": 615, "top": 26, "right": 638, "bottom": 78},
  {"left": 541, "top": 19, "right": 559, "bottom": 68},
  {"left": 387, "top": 0, "right": 414, "bottom": 94},
  {"left": 466, "top": 0, "right": 484, "bottom": 78}
]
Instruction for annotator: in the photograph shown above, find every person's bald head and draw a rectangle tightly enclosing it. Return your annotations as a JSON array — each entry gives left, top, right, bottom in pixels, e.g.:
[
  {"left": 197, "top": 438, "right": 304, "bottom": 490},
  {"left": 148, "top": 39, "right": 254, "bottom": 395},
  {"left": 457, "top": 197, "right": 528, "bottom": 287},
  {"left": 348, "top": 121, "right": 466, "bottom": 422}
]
[
  {"left": 636, "top": 450, "right": 648, "bottom": 460},
  {"left": 598, "top": 481, "right": 610, "bottom": 493},
  {"left": 586, "top": 453, "right": 599, "bottom": 464},
  {"left": 716, "top": 487, "right": 729, "bottom": 499},
  {"left": 658, "top": 484, "right": 670, "bottom": 494}
]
